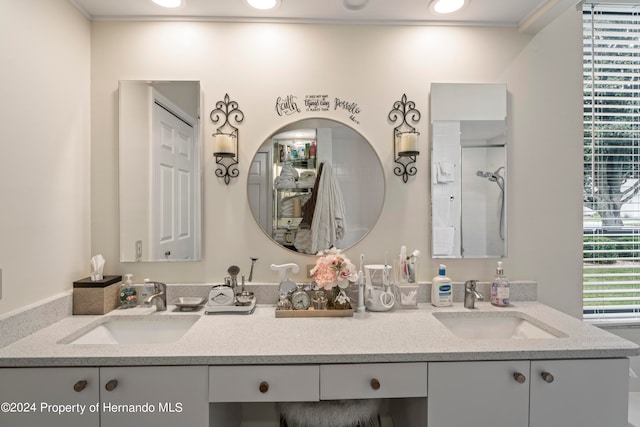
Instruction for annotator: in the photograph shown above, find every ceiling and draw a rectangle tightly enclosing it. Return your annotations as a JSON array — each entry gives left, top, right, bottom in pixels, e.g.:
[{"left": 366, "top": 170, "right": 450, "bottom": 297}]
[{"left": 69, "top": 0, "right": 579, "bottom": 34}]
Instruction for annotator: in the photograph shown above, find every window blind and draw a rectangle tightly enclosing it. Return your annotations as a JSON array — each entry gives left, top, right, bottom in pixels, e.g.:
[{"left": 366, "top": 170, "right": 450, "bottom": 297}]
[{"left": 583, "top": 4, "right": 640, "bottom": 322}]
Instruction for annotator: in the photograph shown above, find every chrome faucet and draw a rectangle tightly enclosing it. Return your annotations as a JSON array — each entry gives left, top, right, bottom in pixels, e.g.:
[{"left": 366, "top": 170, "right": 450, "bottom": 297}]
[
  {"left": 144, "top": 282, "right": 167, "bottom": 311},
  {"left": 464, "top": 280, "right": 484, "bottom": 309}
]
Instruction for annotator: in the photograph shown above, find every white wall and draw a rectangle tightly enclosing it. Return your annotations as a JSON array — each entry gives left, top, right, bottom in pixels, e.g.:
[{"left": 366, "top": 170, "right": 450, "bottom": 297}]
[
  {"left": 90, "top": 10, "right": 583, "bottom": 317},
  {"left": 330, "top": 126, "right": 384, "bottom": 249},
  {"left": 461, "top": 145, "right": 504, "bottom": 257},
  {"left": 505, "top": 10, "right": 583, "bottom": 317},
  {"left": 0, "top": 0, "right": 91, "bottom": 316}
]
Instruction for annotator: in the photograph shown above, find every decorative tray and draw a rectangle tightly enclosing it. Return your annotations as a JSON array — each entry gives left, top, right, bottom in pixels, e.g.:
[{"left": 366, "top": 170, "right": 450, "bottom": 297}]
[
  {"left": 275, "top": 306, "right": 353, "bottom": 318},
  {"left": 205, "top": 298, "right": 256, "bottom": 315}
]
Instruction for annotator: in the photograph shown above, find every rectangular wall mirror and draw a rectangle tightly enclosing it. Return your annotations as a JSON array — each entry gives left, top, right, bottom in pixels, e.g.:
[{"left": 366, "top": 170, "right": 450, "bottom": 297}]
[
  {"left": 430, "top": 83, "right": 507, "bottom": 258},
  {"left": 119, "top": 80, "right": 202, "bottom": 262}
]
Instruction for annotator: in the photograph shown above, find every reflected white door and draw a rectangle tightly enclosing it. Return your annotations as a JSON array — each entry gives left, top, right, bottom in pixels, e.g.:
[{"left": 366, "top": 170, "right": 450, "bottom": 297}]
[
  {"left": 151, "top": 102, "right": 196, "bottom": 260},
  {"left": 248, "top": 150, "right": 272, "bottom": 235}
]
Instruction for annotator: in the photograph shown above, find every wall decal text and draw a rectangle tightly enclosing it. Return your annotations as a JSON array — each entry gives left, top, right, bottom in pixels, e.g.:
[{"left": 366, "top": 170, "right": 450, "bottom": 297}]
[
  {"left": 334, "top": 98, "right": 361, "bottom": 124},
  {"left": 304, "top": 95, "right": 330, "bottom": 112},
  {"left": 275, "top": 95, "right": 301, "bottom": 116},
  {"left": 273, "top": 93, "right": 362, "bottom": 125}
]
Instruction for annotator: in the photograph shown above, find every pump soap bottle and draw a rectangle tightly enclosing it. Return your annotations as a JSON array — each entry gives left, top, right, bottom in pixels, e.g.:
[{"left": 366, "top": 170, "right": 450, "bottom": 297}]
[
  {"left": 119, "top": 273, "right": 138, "bottom": 309},
  {"left": 431, "top": 264, "right": 453, "bottom": 307},
  {"left": 490, "top": 261, "right": 510, "bottom": 307}
]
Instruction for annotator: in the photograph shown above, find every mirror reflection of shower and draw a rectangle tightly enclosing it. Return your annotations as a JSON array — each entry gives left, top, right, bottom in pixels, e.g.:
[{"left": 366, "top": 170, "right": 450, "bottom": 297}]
[{"left": 476, "top": 166, "right": 505, "bottom": 240}]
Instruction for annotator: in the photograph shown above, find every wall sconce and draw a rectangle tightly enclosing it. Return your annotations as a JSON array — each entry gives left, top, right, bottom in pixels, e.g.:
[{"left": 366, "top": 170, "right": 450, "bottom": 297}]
[
  {"left": 388, "top": 94, "right": 421, "bottom": 183},
  {"left": 210, "top": 94, "right": 244, "bottom": 185}
]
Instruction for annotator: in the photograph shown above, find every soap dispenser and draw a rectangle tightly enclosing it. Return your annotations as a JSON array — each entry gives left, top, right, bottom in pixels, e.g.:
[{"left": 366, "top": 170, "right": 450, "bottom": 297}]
[
  {"left": 490, "top": 261, "right": 510, "bottom": 307},
  {"left": 119, "top": 273, "right": 138, "bottom": 309},
  {"left": 431, "top": 264, "right": 452, "bottom": 307}
]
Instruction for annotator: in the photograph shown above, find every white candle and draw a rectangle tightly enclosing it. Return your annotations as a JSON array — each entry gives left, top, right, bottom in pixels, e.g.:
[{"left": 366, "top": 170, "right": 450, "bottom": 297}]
[
  {"left": 397, "top": 132, "right": 418, "bottom": 155},
  {"left": 213, "top": 134, "right": 235, "bottom": 156}
]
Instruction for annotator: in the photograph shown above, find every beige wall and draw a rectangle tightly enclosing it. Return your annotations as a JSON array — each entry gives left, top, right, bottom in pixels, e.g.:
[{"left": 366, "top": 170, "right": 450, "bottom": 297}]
[
  {"left": 0, "top": 3, "right": 583, "bottom": 318},
  {"left": 0, "top": 0, "right": 91, "bottom": 315},
  {"left": 90, "top": 9, "right": 583, "bottom": 316}
]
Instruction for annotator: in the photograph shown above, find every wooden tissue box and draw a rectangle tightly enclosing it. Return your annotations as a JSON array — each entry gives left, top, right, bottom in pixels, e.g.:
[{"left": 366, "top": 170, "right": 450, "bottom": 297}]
[{"left": 73, "top": 275, "right": 122, "bottom": 315}]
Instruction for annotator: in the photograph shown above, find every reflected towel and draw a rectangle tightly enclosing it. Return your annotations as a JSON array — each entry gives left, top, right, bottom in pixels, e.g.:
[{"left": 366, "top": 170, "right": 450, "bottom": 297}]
[
  {"left": 279, "top": 194, "right": 311, "bottom": 217},
  {"left": 299, "top": 170, "right": 316, "bottom": 181},
  {"left": 275, "top": 176, "right": 296, "bottom": 189},
  {"left": 280, "top": 163, "right": 299, "bottom": 179},
  {"left": 297, "top": 170, "right": 316, "bottom": 189},
  {"left": 294, "top": 228, "right": 312, "bottom": 254},
  {"left": 436, "top": 161, "right": 455, "bottom": 183},
  {"left": 311, "top": 163, "right": 346, "bottom": 254}
]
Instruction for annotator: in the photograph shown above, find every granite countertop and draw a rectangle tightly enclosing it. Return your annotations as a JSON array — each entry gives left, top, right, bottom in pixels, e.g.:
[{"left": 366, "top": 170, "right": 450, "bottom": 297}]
[{"left": 0, "top": 301, "right": 637, "bottom": 367}]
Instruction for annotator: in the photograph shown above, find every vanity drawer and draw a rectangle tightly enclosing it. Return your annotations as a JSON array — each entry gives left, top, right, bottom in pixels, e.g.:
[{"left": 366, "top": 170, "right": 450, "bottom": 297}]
[
  {"left": 209, "top": 365, "right": 319, "bottom": 402},
  {"left": 320, "top": 363, "right": 428, "bottom": 400}
]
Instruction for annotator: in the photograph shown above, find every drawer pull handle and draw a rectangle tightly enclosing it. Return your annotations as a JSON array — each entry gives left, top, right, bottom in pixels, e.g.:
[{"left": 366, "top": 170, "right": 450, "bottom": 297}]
[
  {"left": 370, "top": 378, "right": 381, "bottom": 390},
  {"left": 513, "top": 373, "right": 526, "bottom": 384},
  {"left": 73, "top": 380, "right": 87, "bottom": 392},
  {"left": 541, "top": 372, "right": 555, "bottom": 383},
  {"left": 259, "top": 381, "right": 269, "bottom": 393},
  {"left": 105, "top": 379, "right": 118, "bottom": 392}
]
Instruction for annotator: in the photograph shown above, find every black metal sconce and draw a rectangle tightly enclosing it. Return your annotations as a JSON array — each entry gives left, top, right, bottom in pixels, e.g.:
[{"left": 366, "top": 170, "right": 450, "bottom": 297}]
[
  {"left": 210, "top": 94, "right": 244, "bottom": 185},
  {"left": 388, "top": 94, "right": 421, "bottom": 183}
]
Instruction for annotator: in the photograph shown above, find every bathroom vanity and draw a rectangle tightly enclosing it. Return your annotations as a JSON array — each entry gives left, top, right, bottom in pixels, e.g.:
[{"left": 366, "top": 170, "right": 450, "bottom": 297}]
[{"left": 0, "top": 298, "right": 637, "bottom": 427}]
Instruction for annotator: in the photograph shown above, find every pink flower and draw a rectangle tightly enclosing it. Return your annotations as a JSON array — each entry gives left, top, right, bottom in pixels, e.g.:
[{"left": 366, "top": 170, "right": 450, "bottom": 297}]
[{"left": 310, "top": 248, "right": 358, "bottom": 289}]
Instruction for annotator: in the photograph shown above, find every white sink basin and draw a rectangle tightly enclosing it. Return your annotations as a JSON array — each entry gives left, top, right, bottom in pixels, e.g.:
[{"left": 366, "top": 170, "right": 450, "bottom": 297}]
[
  {"left": 433, "top": 311, "right": 565, "bottom": 339},
  {"left": 63, "top": 315, "right": 200, "bottom": 345}
]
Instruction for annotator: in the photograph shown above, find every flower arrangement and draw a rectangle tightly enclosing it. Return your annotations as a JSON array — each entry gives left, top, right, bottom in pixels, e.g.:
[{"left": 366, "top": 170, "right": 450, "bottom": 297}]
[{"left": 310, "top": 247, "right": 358, "bottom": 290}]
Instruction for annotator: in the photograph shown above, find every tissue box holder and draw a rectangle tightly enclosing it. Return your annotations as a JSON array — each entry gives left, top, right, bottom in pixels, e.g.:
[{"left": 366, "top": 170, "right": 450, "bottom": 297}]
[{"left": 73, "top": 275, "right": 122, "bottom": 315}]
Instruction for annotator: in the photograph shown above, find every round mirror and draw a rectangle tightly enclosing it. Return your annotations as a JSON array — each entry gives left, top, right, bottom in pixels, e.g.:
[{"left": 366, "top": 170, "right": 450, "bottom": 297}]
[{"left": 248, "top": 118, "right": 385, "bottom": 254}]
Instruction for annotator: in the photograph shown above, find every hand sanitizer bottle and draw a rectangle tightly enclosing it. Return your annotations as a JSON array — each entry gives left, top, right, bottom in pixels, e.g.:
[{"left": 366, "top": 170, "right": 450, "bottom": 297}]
[
  {"left": 431, "top": 264, "right": 452, "bottom": 307},
  {"left": 490, "top": 262, "right": 510, "bottom": 307}
]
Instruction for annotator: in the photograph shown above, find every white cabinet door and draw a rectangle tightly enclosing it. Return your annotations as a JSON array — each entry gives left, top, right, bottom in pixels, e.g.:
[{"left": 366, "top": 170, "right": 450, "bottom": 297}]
[
  {"left": 100, "top": 365, "right": 208, "bottom": 427},
  {"left": 0, "top": 367, "right": 99, "bottom": 427},
  {"left": 428, "top": 360, "right": 530, "bottom": 427},
  {"left": 530, "top": 358, "right": 629, "bottom": 427}
]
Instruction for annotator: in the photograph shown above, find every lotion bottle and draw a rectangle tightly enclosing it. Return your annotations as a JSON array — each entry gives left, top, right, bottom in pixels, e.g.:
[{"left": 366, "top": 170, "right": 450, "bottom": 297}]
[
  {"left": 490, "top": 261, "right": 510, "bottom": 307},
  {"left": 431, "top": 264, "right": 452, "bottom": 307}
]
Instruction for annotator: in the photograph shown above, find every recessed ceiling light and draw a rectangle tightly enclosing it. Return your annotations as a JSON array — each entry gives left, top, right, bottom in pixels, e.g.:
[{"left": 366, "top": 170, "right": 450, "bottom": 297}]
[
  {"left": 429, "top": 0, "right": 469, "bottom": 15},
  {"left": 151, "top": 0, "right": 183, "bottom": 8},
  {"left": 341, "top": 0, "right": 370, "bottom": 11},
  {"left": 246, "top": 0, "right": 281, "bottom": 10}
]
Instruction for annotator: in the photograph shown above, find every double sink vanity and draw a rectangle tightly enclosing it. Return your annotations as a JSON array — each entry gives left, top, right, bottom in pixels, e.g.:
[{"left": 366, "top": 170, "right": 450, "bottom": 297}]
[{"left": 0, "top": 283, "right": 637, "bottom": 427}]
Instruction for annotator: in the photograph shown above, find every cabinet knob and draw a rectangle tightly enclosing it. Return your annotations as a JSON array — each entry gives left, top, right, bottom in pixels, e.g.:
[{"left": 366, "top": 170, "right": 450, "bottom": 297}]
[
  {"left": 73, "top": 380, "right": 87, "bottom": 392},
  {"left": 105, "top": 379, "right": 118, "bottom": 392},
  {"left": 370, "top": 378, "right": 381, "bottom": 390},
  {"left": 259, "top": 381, "right": 269, "bottom": 394},
  {"left": 541, "top": 372, "right": 555, "bottom": 383},
  {"left": 513, "top": 372, "right": 527, "bottom": 384}
]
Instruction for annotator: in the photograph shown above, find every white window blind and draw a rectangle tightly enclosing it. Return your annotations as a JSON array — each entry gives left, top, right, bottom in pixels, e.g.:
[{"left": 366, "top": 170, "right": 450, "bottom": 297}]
[{"left": 583, "top": 4, "right": 640, "bottom": 322}]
